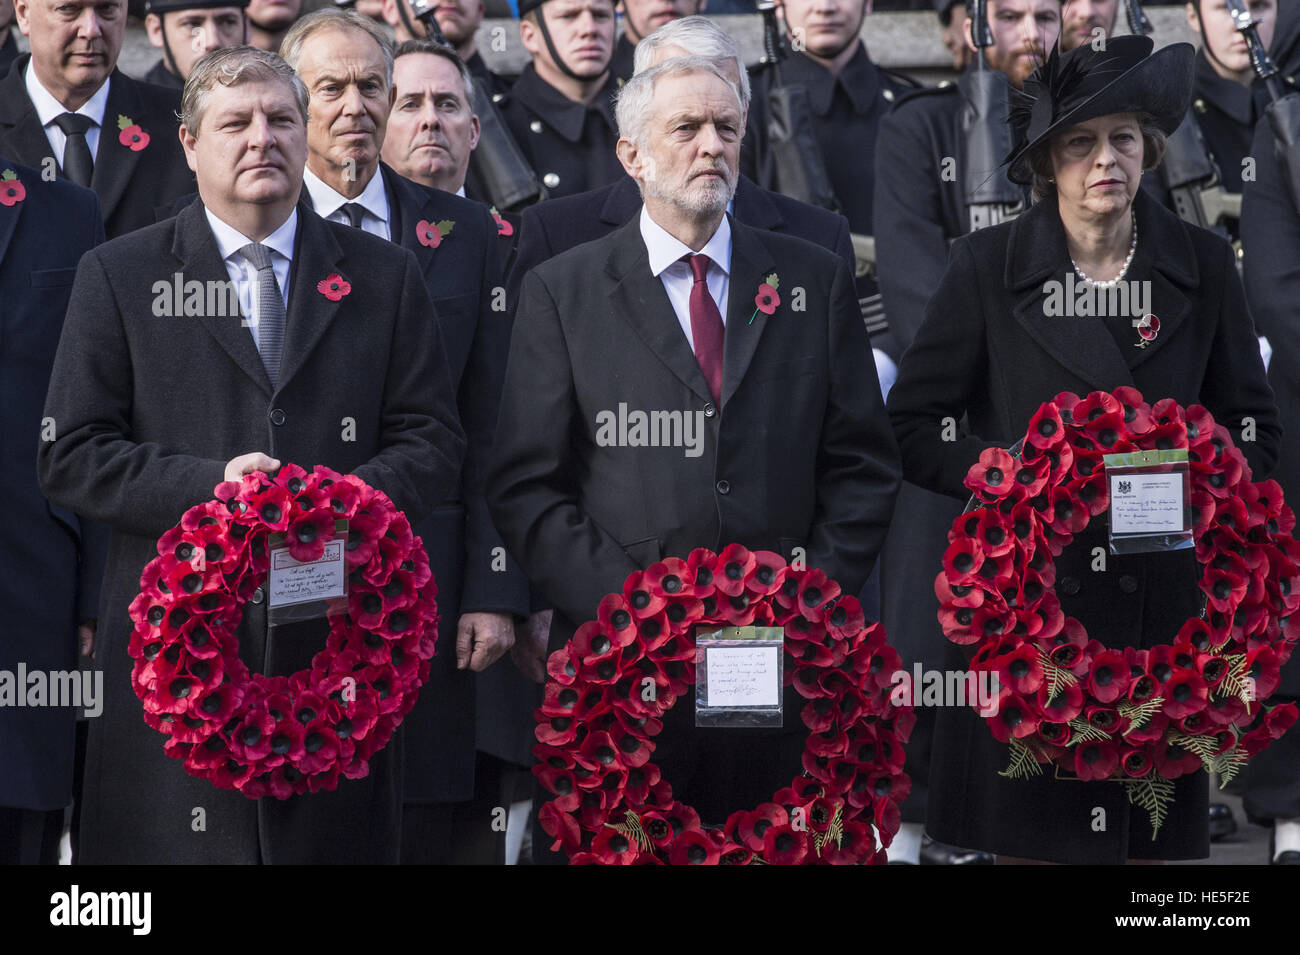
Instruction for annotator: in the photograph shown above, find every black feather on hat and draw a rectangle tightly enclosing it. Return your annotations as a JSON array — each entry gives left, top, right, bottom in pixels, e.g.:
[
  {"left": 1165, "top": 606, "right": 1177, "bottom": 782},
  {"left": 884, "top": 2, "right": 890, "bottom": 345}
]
[{"left": 1004, "top": 34, "right": 1195, "bottom": 185}]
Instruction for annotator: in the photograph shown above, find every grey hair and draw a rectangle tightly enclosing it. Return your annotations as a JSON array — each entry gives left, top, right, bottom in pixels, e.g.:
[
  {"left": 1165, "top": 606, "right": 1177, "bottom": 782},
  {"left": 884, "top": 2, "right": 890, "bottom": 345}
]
[
  {"left": 1029, "top": 112, "right": 1169, "bottom": 203},
  {"left": 393, "top": 38, "right": 479, "bottom": 114},
  {"left": 280, "top": 7, "right": 395, "bottom": 88},
  {"left": 632, "top": 15, "right": 751, "bottom": 111},
  {"left": 181, "top": 46, "right": 309, "bottom": 134},
  {"left": 615, "top": 55, "right": 743, "bottom": 148}
]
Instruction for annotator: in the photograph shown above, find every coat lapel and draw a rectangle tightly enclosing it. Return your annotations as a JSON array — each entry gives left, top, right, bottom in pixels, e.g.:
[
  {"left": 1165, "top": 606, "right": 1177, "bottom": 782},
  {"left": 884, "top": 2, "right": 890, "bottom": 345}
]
[
  {"left": 1006, "top": 197, "right": 1134, "bottom": 392},
  {"left": 731, "top": 175, "right": 783, "bottom": 232},
  {"left": 605, "top": 218, "right": 713, "bottom": 405},
  {"left": 1126, "top": 189, "right": 1198, "bottom": 369},
  {"left": 91, "top": 71, "right": 145, "bottom": 226},
  {"left": 381, "top": 163, "right": 433, "bottom": 279},
  {"left": 599, "top": 176, "right": 642, "bottom": 228},
  {"left": 0, "top": 56, "right": 59, "bottom": 169},
  {"left": 172, "top": 200, "right": 273, "bottom": 395},
  {"left": 721, "top": 217, "right": 778, "bottom": 408},
  {"left": 0, "top": 174, "right": 22, "bottom": 265},
  {"left": 278, "top": 208, "right": 347, "bottom": 391}
]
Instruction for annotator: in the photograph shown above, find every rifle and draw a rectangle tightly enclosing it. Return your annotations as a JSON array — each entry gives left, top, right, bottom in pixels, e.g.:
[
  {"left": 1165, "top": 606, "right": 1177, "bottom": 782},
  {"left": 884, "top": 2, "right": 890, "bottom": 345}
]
[
  {"left": 405, "top": 0, "right": 546, "bottom": 211},
  {"left": 1126, "top": 0, "right": 1240, "bottom": 231},
  {"left": 963, "top": 0, "right": 1024, "bottom": 232},
  {"left": 1224, "top": 0, "right": 1300, "bottom": 211},
  {"left": 755, "top": 0, "right": 840, "bottom": 213}
]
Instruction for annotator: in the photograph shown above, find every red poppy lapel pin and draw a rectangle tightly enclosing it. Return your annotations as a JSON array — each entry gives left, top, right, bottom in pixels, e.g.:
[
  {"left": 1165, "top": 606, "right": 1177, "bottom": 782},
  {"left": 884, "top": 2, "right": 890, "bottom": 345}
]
[
  {"left": 489, "top": 206, "right": 513, "bottom": 237},
  {"left": 317, "top": 273, "right": 352, "bottom": 301},
  {"left": 0, "top": 169, "right": 25, "bottom": 206},
  {"left": 1134, "top": 313, "right": 1160, "bottom": 348},
  {"left": 749, "top": 272, "right": 780, "bottom": 325},
  {"left": 116, "top": 114, "right": 150, "bottom": 152},
  {"left": 416, "top": 218, "right": 454, "bottom": 249}
]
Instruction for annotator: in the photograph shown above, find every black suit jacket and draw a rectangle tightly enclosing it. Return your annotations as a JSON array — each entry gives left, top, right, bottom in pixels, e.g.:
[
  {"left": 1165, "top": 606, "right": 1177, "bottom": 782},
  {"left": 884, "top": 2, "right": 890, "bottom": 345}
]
[
  {"left": 306, "top": 162, "right": 528, "bottom": 801},
  {"left": 487, "top": 213, "right": 901, "bottom": 819},
  {"left": 37, "top": 199, "right": 465, "bottom": 862},
  {"left": 0, "top": 55, "right": 194, "bottom": 238},
  {"left": 0, "top": 158, "right": 104, "bottom": 810},
  {"left": 506, "top": 174, "right": 855, "bottom": 315}
]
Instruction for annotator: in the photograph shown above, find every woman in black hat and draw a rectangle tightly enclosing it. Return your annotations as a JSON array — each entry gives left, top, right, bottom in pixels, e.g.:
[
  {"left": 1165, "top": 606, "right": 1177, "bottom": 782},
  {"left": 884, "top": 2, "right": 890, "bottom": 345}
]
[{"left": 886, "top": 33, "right": 1280, "bottom": 863}]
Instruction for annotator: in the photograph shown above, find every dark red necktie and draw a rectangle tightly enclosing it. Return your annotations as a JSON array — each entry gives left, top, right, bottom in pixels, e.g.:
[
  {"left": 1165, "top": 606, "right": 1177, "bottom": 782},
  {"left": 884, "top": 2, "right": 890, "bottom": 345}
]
[{"left": 687, "top": 253, "right": 724, "bottom": 405}]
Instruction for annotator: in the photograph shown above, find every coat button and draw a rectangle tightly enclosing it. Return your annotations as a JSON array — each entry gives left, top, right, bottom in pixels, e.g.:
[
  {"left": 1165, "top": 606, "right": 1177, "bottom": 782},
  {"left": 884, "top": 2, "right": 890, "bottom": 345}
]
[
  {"left": 1119, "top": 575, "right": 1138, "bottom": 594},
  {"left": 703, "top": 402, "right": 716, "bottom": 418},
  {"left": 1194, "top": 97, "right": 1207, "bottom": 114},
  {"left": 250, "top": 586, "right": 265, "bottom": 604},
  {"left": 543, "top": 172, "right": 560, "bottom": 189},
  {"left": 716, "top": 479, "right": 730, "bottom": 495},
  {"left": 883, "top": 89, "right": 894, "bottom": 102},
  {"left": 270, "top": 408, "right": 287, "bottom": 426},
  {"left": 530, "top": 120, "right": 544, "bottom": 134},
  {"left": 492, "top": 92, "right": 504, "bottom": 103},
  {"left": 1059, "top": 576, "right": 1080, "bottom": 596}
]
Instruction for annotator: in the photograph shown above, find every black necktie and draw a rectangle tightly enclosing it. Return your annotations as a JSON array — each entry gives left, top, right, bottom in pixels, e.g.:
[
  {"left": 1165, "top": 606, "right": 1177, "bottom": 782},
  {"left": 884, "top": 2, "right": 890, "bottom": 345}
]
[
  {"left": 53, "top": 113, "right": 94, "bottom": 188},
  {"left": 340, "top": 202, "right": 366, "bottom": 229}
]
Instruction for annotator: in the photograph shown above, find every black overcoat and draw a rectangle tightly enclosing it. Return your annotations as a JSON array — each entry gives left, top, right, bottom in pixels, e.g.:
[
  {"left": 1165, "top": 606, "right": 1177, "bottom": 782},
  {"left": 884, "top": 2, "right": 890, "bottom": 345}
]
[
  {"left": 0, "top": 160, "right": 104, "bottom": 810},
  {"left": 886, "top": 186, "right": 1280, "bottom": 862},
  {"left": 37, "top": 200, "right": 465, "bottom": 863},
  {"left": 0, "top": 55, "right": 194, "bottom": 238}
]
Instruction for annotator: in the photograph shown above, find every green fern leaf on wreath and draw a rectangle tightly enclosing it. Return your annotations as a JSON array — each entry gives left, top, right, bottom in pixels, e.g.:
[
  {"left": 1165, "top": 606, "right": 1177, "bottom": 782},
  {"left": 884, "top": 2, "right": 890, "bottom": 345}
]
[
  {"left": 1125, "top": 776, "right": 1176, "bottom": 840},
  {"left": 998, "top": 736, "right": 1046, "bottom": 780},
  {"left": 1117, "top": 696, "right": 1165, "bottom": 732}
]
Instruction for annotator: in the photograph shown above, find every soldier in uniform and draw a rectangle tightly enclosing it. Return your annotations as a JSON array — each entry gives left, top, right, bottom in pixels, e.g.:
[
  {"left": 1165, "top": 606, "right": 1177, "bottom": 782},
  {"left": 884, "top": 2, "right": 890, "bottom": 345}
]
[
  {"left": 246, "top": 0, "right": 301, "bottom": 52},
  {"left": 610, "top": 0, "right": 706, "bottom": 83},
  {"left": 498, "top": 0, "right": 625, "bottom": 199},
  {"left": 381, "top": 0, "right": 512, "bottom": 98},
  {"left": 742, "top": 0, "right": 916, "bottom": 366},
  {"left": 1059, "top": 0, "right": 1116, "bottom": 50},
  {"left": 870, "top": 0, "right": 1060, "bottom": 865},
  {"left": 141, "top": 0, "right": 248, "bottom": 90},
  {"left": 936, "top": 0, "right": 972, "bottom": 72}
]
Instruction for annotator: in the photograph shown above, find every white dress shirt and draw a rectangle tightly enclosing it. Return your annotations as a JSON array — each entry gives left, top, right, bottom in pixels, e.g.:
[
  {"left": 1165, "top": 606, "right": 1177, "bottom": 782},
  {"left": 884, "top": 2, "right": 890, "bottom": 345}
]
[
  {"left": 639, "top": 205, "right": 732, "bottom": 352},
  {"left": 303, "top": 166, "right": 391, "bottom": 240},
  {"left": 205, "top": 208, "right": 298, "bottom": 353},
  {"left": 25, "top": 64, "right": 110, "bottom": 168}
]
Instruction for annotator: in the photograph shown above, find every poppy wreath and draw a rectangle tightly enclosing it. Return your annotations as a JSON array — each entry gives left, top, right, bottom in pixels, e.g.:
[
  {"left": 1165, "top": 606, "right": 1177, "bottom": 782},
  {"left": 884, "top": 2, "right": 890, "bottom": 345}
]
[
  {"left": 534, "top": 545, "right": 914, "bottom": 864},
  {"left": 127, "top": 464, "right": 439, "bottom": 799},
  {"left": 938, "top": 387, "right": 1300, "bottom": 835}
]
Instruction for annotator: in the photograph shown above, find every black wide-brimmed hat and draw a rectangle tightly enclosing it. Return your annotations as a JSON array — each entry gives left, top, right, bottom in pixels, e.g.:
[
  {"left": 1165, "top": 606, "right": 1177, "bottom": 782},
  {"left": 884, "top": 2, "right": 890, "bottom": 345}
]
[{"left": 1004, "top": 34, "right": 1195, "bottom": 185}]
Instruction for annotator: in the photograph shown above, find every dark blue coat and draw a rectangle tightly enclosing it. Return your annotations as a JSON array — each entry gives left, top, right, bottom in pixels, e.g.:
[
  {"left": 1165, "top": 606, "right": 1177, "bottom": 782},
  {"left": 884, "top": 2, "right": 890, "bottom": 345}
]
[{"left": 0, "top": 158, "right": 104, "bottom": 809}]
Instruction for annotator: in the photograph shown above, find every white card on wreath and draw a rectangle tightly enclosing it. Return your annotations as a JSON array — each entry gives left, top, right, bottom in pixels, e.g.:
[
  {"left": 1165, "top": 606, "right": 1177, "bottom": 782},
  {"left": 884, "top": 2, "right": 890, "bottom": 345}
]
[
  {"left": 703, "top": 645, "right": 781, "bottom": 708},
  {"left": 1108, "top": 471, "right": 1186, "bottom": 535},
  {"left": 268, "top": 540, "right": 346, "bottom": 608}
]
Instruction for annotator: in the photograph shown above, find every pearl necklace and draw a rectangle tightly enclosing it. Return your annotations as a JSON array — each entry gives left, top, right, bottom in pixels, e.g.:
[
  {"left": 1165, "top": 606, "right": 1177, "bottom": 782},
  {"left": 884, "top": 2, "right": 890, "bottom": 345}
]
[{"left": 1070, "top": 214, "right": 1138, "bottom": 288}]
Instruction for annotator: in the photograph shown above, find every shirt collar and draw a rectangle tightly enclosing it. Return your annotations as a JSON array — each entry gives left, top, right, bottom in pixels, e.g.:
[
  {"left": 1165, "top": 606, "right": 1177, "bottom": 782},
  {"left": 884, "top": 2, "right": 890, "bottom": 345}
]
[
  {"left": 512, "top": 64, "right": 618, "bottom": 143},
  {"left": 25, "top": 61, "right": 111, "bottom": 128},
  {"left": 206, "top": 206, "right": 299, "bottom": 266},
  {"left": 302, "top": 165, "right": 390, "bottom": 224},
  {"left": 784, "top": 44, "right": 880, "bottom": 117},
  {"left": 640, "top": 204, "right": 732, "bottom": 278}
]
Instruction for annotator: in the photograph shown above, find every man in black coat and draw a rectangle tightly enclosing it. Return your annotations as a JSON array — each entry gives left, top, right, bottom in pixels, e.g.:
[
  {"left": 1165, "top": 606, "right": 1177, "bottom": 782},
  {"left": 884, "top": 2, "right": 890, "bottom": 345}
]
[
  {"left": 1239, "top": 111, "right": 1300, "bottom": 864},
  {"left": 141, "top": 0, "right": 249, "bottom": 91},
  {"left": 868, "top": 0, "right": 1059, "bottom": 864},
  {"left": 3, "top": 0, "right": 195, "bottom": 237},
  {"left": 743, "top": 0, "right": 917, "bottom": 361},
  {"left": 284, "top": 8, "right": 528, "bottom": 864},
  {"left": 498, "top": 0, "right": 625, "bottom": 199},
  {"left": 488, "top": 56, "right": 900, "bottom": 855},
  {"left": 37, "top": 46, "right": 465, "bottom": 864},
  {"left": 0, "top": 158, "right": 103, "bottom": 865}
]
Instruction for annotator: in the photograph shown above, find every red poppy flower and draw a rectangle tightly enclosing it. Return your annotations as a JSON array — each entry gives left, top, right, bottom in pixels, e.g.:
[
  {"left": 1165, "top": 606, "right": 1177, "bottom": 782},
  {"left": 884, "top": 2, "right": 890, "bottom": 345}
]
[
  {"left": 1154, "top": 739, "right": 1202, "bottom": 778},
  {"left": 966, "top": 447, "right": 1018, "bottom": 501},
  {"left": 1120, "top": 747, "right": 1154, "bottom": 778},
  {"left": 753, "top": 283, "right": 780, "bottom": 316},
  {"left": 760, "top": 824, "right": 808, "bottom": 864},
  {"left": 744, "top": 550, "right": 787, "bottom": 596},
  {"left": 590, "top": 824, "right": 640, "bottom": 864},
  {"left": 685, "top": 548, "right": 720, "bottom": 599},
  {"left": 415, "top": 219, "right": 444, "bottom": 248},
  {"left": 1037, "top": 680, "right": 1084, "bottom": 723},
  {"left": 490, "top": 207, "right": 514, "bottom": 236},
  {"left": 1026, "top": 402, "right": 1066, "bottom": 450},
  {"left": 989, "top": 693, "right": 1040, "bottom": 742},
  {"left": 665, "top": 829, "right": 718, "bottom": 864},
  {"left": 317, "top": 273, "right": 352, "bottom": 301},
  {"left": 1073, "top": 739, "right": 1119, "bottom": 781},
  {"left": 0, "top": 170, "right": 25, "bottom": 206},
  {"left": 821, "top": 819, "right": 876, "bottom": 864},
  {"left": 622, "top": 571, "right": 667, "bottom": 619},
  {"left": 1246, "top": 646, "right": 1282, "bottom": 699},
  {"left": 1086, "top": 649, "right": 1130, "bottom": 704},
  {"left": 118, "top": 124, "right": 150, "bottom": 151}
]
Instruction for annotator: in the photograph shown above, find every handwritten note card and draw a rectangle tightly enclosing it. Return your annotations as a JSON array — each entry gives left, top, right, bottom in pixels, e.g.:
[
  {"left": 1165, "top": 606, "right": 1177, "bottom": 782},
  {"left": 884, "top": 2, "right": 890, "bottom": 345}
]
[
  {"left": 704, "top": 646, "right": 780, "bottom": 708},
  {"left": 268, "top": 541, "right": 346, "bottom": 608},
  {"left": 1109, "top": 472, "right": 1186, "bottom": 534}
]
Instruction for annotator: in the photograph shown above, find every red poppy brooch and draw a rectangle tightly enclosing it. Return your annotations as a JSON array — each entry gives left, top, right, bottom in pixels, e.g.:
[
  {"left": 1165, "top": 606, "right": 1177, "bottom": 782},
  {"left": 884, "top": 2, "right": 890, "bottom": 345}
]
[
  {"left": 117, "top": 114, "right": 150, "bottom": 152},
  {"left": 416, "top": 218, "right": 454, "bottom": 249},
  {"left": 939, "top": 387, "right": 1299, "bottom": 835},
  {"left": 0, "top": 169, "right": 25, "bottom": 206},
  {"left": 534, "top": 544, "right": 914, "bottom": 864},
  {"left": 490, "top": 206, "right": 513, "bottom": 237},
  {"left": 317, "top": 273, "right": 351, "bottom": 301},
  {"left": 749, "top": 272, "right": 780, "bottom": 325},
  {"left": 127, "top": 464, "right": 440, "bottom": 798}
]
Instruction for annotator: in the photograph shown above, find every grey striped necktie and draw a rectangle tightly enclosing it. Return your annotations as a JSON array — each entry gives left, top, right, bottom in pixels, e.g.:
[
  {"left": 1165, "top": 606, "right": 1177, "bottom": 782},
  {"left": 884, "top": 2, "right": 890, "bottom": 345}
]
[{"left": 238, "top": 242, "right": 285, "bottom": 388}]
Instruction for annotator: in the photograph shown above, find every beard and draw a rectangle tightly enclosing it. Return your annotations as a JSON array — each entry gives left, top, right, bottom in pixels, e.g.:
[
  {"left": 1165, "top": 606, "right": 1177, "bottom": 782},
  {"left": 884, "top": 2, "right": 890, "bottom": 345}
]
[{"left": 643, "top": 161, "right": 737, "bottom": 217}]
